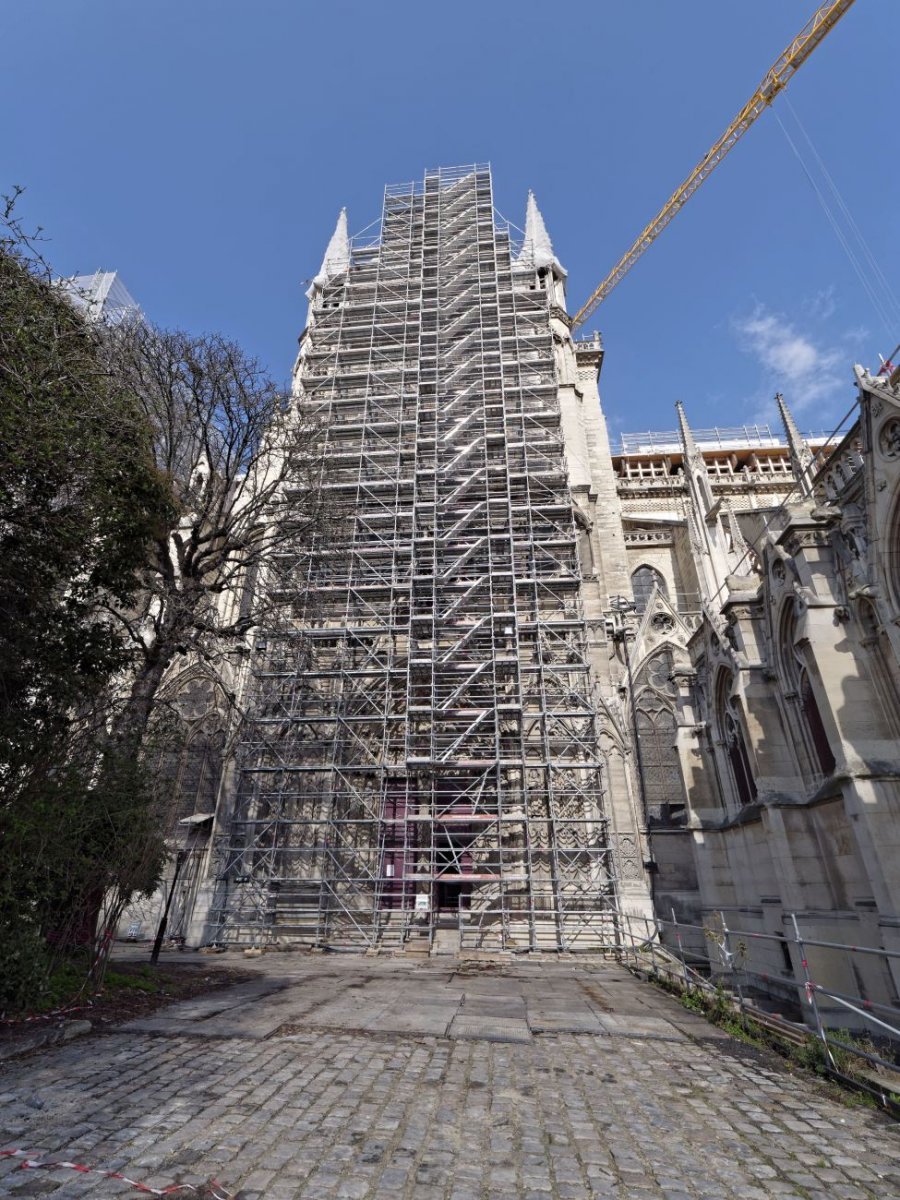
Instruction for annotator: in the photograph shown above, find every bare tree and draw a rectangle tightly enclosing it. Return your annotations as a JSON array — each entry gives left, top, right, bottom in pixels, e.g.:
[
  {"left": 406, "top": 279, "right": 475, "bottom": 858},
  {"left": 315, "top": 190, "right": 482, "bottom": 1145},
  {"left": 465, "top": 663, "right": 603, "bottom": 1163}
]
[{"left": 103, "top": 322, "right": 331, "bottom": 759}]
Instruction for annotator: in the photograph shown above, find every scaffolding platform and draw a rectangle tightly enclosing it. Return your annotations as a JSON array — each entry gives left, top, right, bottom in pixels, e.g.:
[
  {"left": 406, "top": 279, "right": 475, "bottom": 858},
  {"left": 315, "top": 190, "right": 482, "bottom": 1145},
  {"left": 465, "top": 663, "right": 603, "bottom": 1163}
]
[{"left": 212, "top": 166, "right": 621, "bottom": 954}]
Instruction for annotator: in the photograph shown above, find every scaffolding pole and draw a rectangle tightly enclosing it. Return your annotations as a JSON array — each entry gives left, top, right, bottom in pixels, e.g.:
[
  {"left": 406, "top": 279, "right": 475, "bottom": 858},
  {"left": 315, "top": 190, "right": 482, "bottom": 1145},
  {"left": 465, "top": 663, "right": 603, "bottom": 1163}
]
[{"left": 212, "top": 166, "right": 621, "bottom": 953}]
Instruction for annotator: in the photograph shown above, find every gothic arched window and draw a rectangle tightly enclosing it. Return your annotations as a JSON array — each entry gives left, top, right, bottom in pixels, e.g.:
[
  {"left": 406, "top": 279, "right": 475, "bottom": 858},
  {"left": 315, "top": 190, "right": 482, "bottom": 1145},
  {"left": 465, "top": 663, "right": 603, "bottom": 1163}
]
[
  {"left": 631, "top": 565, "right": 668, "bottom": 615},
  {"left": 779, "top": 604, "right": 836, "bottom": 782},
  {"left": 798, "top": 667, "right": 836, "bottom": 776},
  {"left": 175, "top": 726, "right": 226, "bottom": 823},
  {"left": 633, "top": 648, "right": 685, "bottom": 823},
  {"left": 857, "top": 600, "right": 900, "bottom": 738},
  {"left": 887, "top": 491, "right": 900, "bottom": 610},
  {"left": 152, "top": 715, "right": 226, "bottom": 832},
  {"left": 716, "top": 671, "right": 756, "bottom": 809}
]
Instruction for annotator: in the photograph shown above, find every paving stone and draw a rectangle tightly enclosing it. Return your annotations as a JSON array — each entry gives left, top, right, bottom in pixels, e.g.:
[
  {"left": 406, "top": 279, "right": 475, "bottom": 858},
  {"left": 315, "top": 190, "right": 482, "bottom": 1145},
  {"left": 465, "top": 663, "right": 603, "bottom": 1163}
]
[
  {"left": 595, "top": 1014, "right": 684, "bottom": 1040},
  {"left": 528, "top": 1011, "right": 605, "bottom": 1034},
  {"left": 0, "top": 953, "right": 896, "bottom": 1199},
  {"left": 368, "top": 1009, "right": 458, "bottom": 1037},
  {"left": 448, "top": 1016, "right": 532, "bottom": 1043}
]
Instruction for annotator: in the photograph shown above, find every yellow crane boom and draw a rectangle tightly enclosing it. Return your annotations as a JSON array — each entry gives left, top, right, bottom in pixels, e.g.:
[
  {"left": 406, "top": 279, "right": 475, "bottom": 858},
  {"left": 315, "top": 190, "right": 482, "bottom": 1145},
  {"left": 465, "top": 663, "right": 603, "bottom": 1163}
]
[{"left": 571, "top": 0, "right": 858, "bottom": 331}]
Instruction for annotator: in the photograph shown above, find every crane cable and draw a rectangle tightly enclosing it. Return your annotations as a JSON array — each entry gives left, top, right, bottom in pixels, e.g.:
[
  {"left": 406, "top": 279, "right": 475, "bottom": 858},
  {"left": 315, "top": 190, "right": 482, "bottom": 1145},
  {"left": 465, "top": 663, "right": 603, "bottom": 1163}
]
[
  {"left": 704, "top": 394, "right": 859, "bottom": 613},
  {"left": 785, "top": 95, "right": 900, "bottom": 328},
  {"left": 774, "top": 96, "right": 900, "bottom": 339}
]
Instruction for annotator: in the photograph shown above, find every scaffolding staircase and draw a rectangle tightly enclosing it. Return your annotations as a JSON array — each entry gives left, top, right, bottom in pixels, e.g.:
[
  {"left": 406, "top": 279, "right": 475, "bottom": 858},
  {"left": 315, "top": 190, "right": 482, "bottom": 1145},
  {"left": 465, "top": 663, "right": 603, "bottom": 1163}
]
[{"left": 211, "top": 166, "right": 621, "bottom": 954}]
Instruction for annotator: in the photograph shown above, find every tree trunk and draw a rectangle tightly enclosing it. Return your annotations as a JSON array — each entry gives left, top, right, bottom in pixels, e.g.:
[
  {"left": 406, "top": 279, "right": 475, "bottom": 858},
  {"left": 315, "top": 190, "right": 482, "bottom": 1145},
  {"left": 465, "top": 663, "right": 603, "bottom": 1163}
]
[{"left": 110, "top": 641, "right": 178, "bottom": 760}]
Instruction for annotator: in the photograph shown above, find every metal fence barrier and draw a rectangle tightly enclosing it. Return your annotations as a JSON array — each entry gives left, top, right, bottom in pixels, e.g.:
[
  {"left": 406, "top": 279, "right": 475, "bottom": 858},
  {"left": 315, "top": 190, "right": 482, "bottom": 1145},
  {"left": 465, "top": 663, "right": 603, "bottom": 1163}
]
[{"left": 619, "top": 909, "right": 900, "bottom": 1111}]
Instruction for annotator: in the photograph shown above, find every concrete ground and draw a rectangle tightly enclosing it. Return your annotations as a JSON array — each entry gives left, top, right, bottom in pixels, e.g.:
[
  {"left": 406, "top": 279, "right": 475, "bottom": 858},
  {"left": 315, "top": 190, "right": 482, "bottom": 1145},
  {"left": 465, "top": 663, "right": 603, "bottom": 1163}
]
[{"left": 0, "top": 950, "right": 898, "bottom": 1199}]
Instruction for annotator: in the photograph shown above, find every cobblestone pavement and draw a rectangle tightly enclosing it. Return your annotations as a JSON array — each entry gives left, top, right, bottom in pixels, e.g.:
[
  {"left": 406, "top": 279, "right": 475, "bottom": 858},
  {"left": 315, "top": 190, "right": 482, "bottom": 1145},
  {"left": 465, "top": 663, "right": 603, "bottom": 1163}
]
[{"left": 1, "top": 953, "right": 898, "bottom": 1199}]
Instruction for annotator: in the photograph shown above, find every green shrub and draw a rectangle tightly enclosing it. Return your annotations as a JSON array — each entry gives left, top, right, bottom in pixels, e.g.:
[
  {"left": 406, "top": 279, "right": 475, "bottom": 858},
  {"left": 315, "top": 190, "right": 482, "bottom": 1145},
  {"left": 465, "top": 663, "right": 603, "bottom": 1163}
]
[{"left": 0, "top": 922, "right": 51, "bottom": 1012}]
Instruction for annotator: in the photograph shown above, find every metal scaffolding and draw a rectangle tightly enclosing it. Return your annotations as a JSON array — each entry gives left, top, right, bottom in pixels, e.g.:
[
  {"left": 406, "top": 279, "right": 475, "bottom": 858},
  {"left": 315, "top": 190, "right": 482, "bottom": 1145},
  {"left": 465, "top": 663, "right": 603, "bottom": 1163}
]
[{"left": 212, "top": 165, "right": 621, "bottom": 953}]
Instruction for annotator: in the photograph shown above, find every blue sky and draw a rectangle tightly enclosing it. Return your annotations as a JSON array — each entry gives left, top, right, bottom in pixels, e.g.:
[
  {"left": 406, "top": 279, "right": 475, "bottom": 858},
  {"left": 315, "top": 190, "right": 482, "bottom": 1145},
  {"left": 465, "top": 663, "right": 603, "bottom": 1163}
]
[{"left": 4, "top": 1, "right": 898, "bottom": 443}]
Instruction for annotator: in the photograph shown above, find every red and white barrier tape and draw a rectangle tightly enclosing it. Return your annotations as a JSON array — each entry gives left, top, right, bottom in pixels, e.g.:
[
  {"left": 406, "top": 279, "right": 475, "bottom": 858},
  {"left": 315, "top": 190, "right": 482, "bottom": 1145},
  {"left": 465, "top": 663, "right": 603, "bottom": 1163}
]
[
  {"left": 1, "top": 998, "right": 96, "bottom": 1026},
  {"left": 0, "top": 1149, "right": 231, "bottom": 1199}
]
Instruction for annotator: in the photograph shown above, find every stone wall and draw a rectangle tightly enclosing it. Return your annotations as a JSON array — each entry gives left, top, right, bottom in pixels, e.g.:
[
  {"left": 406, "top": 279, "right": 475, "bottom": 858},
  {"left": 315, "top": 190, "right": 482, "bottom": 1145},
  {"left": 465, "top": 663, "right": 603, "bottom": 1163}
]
[{"left": 614, "top": 367, "right": 900, "bottom": 1018}]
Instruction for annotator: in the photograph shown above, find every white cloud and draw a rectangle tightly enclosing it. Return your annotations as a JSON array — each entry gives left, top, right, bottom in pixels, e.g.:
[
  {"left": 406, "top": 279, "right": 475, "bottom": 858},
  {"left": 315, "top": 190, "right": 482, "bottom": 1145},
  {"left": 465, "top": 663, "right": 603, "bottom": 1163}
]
[
  {"left": 803, "top": 285, "right": 836, "bottom": 322},
  {"left": 732, "top": 304, "right": 846, "bottom": 421}
]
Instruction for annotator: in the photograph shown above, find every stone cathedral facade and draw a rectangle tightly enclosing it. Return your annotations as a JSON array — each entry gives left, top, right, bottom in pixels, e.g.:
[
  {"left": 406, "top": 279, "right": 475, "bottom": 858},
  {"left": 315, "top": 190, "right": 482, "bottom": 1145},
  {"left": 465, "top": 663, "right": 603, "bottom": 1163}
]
[
  {"left": 122, "top": 169, "right": 900, "bottom": 1009},
  {"left": 625, "top": 371, "right": 900, "bottom": 1012}
]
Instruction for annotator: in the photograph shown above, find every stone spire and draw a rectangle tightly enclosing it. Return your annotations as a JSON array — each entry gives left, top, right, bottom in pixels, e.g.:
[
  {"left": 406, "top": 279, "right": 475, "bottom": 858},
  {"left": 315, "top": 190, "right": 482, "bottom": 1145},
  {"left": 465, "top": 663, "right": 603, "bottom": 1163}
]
[
  {"left": 676, "top": 400, "right": 714, "bottom": 514},
  {"left": 776, "top": 392, "right": 816, "bottom": 497},
  {"left": 725, "top": 500, "right": 752, "bottom": 564},
  {"left": 516, "top": 191, "right": 566, "bottom": 277},
  {"left": 676, "top": 401, "right": 732, "bottom": 602},
  {"left": 312, "top": 208, "right": 350, "bottom": 289}
]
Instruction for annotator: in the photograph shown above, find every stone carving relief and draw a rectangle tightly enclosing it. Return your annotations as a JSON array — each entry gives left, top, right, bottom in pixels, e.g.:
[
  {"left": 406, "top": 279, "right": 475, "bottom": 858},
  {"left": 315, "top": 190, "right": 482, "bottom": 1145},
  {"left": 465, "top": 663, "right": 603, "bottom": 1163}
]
[
  {"left": 723, "top": 617, "right": 739, "bottom": 651},
  {"left": 169, "top": 674, "right": 222, "bottom": 722},
  {"left": 792, "top": 589, "right": 810, "bottom": 619},
  {"left": 644, "top": 651, "right": 677, "bottom": 698},
  {"left": 834, "top": 503, "right": 870, "bottom": 598},
  {"left": 613, "top": 832, "right": 642, "bottom": 881},
  {"left": 650, "top": 612, "right": 675, "bottom": 635},
  {"left": 551, "top": 331, "right": 577, "bottom": 387},
  {"left": 878, "top": 419, "right": 900, "bottom": 461}
]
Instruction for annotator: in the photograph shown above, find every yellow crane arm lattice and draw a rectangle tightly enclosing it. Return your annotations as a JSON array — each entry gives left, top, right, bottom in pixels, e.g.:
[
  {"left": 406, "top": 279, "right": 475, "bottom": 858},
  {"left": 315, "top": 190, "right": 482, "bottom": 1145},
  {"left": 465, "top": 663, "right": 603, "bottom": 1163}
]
[{"left": 571, "top": 0, "right": 858, "bottom": 331}]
